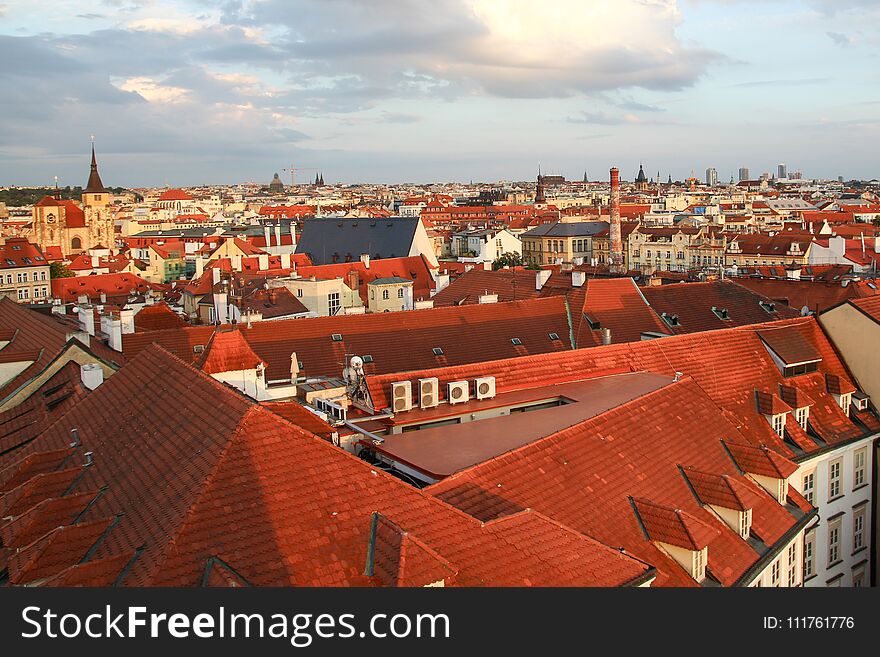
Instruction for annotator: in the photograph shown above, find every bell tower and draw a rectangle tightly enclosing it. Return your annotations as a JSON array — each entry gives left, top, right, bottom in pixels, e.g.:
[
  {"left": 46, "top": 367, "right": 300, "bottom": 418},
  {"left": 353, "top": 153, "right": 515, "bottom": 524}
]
[{"left": 82, "top": 140, "right": 108, "bottom": 208}]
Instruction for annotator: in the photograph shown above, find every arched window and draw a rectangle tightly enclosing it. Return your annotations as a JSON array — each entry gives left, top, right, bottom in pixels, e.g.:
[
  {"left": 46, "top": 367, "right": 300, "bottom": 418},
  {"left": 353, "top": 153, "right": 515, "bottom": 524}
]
[
  {"left": 397, "top": 288, "right": 404, "bottom": 298},
  {"left": 71, "top": 236, "right": 82, "bottom": 251},
  {"left": 382, "top": 289, "right": 389, "bottom": 300}
]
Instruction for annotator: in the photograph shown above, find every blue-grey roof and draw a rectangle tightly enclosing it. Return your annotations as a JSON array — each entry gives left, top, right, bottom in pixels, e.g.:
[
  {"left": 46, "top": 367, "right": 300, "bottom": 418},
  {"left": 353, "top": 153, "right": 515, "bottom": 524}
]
[
  {"left": 520, "top": 221, "right": 609, "bottom": 238},
  {"left": 295, "top": 217, "right": 420, "bottom": 265},
  {"left": 369, "top": 277, "right": 412, "bottom": 285}
]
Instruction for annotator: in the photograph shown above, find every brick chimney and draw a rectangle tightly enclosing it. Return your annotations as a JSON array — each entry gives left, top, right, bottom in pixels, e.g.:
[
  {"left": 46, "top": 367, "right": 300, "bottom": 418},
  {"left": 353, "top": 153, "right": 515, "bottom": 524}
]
[
  {"left": 609, "top": 167, "right": 624, "bottom": 273},
  {"left": 348, "top": 269, "right": 360, "bottom": 291}
]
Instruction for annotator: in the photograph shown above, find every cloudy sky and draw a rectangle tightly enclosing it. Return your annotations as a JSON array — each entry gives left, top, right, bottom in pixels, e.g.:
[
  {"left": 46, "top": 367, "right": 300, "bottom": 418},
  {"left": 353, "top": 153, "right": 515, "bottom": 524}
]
[{"left": 0, "top": 0, "right": 877, "bottom": 186}]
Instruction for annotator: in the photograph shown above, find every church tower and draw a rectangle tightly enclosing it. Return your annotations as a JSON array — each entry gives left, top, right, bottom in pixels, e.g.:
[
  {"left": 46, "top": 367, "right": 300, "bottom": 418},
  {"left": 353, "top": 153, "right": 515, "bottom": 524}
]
[{"left": 81, "top": 143, "right": 114, "bottom": 251}]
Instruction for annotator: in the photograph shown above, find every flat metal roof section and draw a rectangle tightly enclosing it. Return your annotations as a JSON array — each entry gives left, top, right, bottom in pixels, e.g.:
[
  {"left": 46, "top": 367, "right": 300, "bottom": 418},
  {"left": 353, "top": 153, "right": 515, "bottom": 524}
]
[{"left": 372, "top": 371, "right": 673, "bottom": 480}]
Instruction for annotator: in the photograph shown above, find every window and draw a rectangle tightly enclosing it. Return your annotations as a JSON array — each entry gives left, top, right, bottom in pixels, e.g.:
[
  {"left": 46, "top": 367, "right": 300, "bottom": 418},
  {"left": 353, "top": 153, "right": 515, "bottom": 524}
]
[
  {"left": 693, "top": 548, "right": 706, "bottom": 582},
  {"left": 17, "top": 288, "right": 28, "bottom": 300},
  {"left": 839, "top": 393, "right": 851, "bottom": 416},
  {"left": 511, "top": 338, "right": 522, "bottom": 345},
  {"left": 802, "top": 470, "right": 815, "bottom": 506},
  {"left": 796, "top": 406, "right": 809, "bottom": 429},
  {"left": 770, "top": 559, "right": 780, "bottom": 587},
  {"left": 40, "top": 271, "right": 47, "bottom": 281},
  {"left": 296, "top": 288, "right": 303, "bottom": 297},
  {"left": 361, "top": 355, "right": 374, "bottom": 364},
  {"left": 382, "top": 289, "right": 389, "bottom": 300},
  {"left": 397, "top": 288, "right": 404, "bottom": 299},
  {"left": 330, "top": 333, "right": 343, "bottom": 342},
  {"left": 828, "top": 517, "right": 841, "bottom": 566},
  {"left": 328, "top": 292, "right": 341, "bottom": 315},
  {"left": 17, "top": 272, "right": 25, "bottom": 283},
  {"left": 71, "top": 237, "right": 82, "bottom": 250},
  {"left": 804, "top": 531, "right": 815, "bottom": 579},
  {"left": 739, "top": 508, "right": 752, "bottom": 538},
  {"left": 852, "top": 565, "right": 866, "bottom": 588},
  {"left": 853, "top": 506, "right": 866, "bottom": 553},
  {"left": 783, "top": 362, "right": 818, "bottom": 377},
  {"left": 771, "top": 413, "right": 785, "bottom": 437},
  {"left": 853, "top": 448, "right": 867, "bottom": 489},
  {"left": 432, "top": 347, "right": 444, "bottom": 356},
  {"left": 787, "top": 542, "right": 798, "bottom": 587},
  {"left": 828, "top": 458, "right": 842, "bottom": 500}
]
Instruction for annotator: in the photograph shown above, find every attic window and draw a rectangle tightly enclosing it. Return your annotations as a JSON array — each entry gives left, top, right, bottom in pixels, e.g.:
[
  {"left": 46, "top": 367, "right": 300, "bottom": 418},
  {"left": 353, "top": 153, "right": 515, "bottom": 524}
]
[
  {"left": 193, "top": 344, "right": 205, "bottom": 353},
  {"left": 739, "top": 509, "right": 752, "bottom": 539},
  {"left": 362, "top": 354, "right": 374, "bottom": 364},
  {"left": 759, "top": 300, "right": 777, "bottom": 313},
  {"left": 692, "top": 547, "right": 707, "bottom": 583},
  {"left": 783, "top": 362, "right": 818, "bottom": 377},
  {"left": 331, "top": 333, "right": 343, "bottom": 342},
  {"left": 511, "top": 338, "right": 523, "bottom": 345},
  {"left": 661, "top": 312, "right": 680, "bottom": 327},
  {"left": 711, "top": 306, "right": 731, "bottom": 320},
  {"left": 548, "top": 332, "right": 560, "bottom": 341},
  {"left": 584, "top": 313, "right": 600, "bottom": 330},
  {"left": 432, "top": 347, "right": 444, "bottom": 356},
  {"left": 771, "top": 413, "right": 785, "bottom": 437}
]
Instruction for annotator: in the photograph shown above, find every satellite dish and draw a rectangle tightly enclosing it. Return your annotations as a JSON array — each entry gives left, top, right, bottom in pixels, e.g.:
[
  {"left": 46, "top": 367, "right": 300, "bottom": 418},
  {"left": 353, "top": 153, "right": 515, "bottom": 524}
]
[{"left": 350, "top": 355, "right": 364, "bottom": 370}]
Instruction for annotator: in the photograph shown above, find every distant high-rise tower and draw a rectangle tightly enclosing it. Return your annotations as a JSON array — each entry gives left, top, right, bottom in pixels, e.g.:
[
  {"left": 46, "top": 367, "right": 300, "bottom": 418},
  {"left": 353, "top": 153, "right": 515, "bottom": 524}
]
[
  {"left": 777, "top": 163, "right": 787, "bottom": 180},
  {"left": 705, "top": 167, "right": 718, "bottom": 187},
  {"left": 609, "top": 167, "right": 624, "bottom": 274},
  {"left": 738, "top": 167, "right": 750, "bottom": 182}
]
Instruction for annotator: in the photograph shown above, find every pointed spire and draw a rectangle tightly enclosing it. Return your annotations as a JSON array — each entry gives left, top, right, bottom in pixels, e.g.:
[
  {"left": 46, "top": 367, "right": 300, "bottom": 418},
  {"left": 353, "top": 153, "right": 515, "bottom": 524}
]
[{"left": 84, "top": 139, "right": 106, "bottom": 193}]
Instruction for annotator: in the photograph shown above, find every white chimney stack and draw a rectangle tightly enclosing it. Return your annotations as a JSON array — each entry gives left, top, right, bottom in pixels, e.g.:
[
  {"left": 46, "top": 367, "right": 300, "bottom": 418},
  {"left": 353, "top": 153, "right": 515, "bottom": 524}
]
[
  {"left": 572, "top": 271, "right": 586, "bottom": 287},
  {"left": 274, "top": 224, "right": 282, "bottom": 248},
  {"left": 536, "top": 270, "right": 551, "bottom": 290},
  {"left": 80, "top": 363, "right": 104, "bottom": 390},
  {"left": 290, "top": 351, "right": 299, "bottom": 381},
  {"left": 360, "top": 253, "right": 371, "bottom": 269}
]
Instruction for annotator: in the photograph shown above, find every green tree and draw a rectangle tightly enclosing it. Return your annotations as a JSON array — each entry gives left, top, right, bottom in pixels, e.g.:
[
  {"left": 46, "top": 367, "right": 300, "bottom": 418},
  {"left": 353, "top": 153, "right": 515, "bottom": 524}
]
[
  {"left": 50, "top": 261, "right": 74, "bottom": 279},
  {"left": 492, "top": 252, "right": 525, "bottom": 270}
]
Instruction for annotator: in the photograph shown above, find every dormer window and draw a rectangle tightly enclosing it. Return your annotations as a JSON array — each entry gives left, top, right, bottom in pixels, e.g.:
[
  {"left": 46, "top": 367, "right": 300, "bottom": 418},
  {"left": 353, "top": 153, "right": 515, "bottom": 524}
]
[
  {"left": 692, "top": 547, "right": 707, "bottom": 582},
  {"left": 711, "top": 306, "right": 730, "bottom": 320},
  {"left": 739, "top": 509, "right": 753, "bottom": 539},
  {"left": 661, "top": 312, "right": 680, "bottom": 327},
  {"left": 838, "top": 393, "right": 851, "bottom": 415},
  {"left": 771, "top": 413, "right": 785, "bottom": 437},
  {"left": 852, "top": 391, "right": 869, "bottom": 411},
  {"left": 759, "top": 300, "right": 776, "bottom": 314},
  {"left": 795, "top": 406, "right": 809, "bottom": 429},
  {"left": 776, "top": 478, "right": 788, "bottom": 504}
]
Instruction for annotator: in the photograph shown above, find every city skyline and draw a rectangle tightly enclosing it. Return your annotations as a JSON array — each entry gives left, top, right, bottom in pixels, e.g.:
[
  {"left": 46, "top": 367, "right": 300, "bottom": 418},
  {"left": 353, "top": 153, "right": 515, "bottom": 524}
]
[{"left": 1, "top": 0, "right": 878, "bottom": 186}]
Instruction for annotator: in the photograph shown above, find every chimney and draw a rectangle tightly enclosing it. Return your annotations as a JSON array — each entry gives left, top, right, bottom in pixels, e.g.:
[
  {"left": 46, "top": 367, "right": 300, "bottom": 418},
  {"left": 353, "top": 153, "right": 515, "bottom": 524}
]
[
  {"left": 80, "top": 362, "right": 104, "bottom": 390},
  {"left": 360, "top": 253, "right": 371, "bottom": 269},
  {"left": 258, "top": 253, "right": 270, "bottom": 271},
  {"left": 290, "top": 351, "right": 300, "bottom": 381},
  {"left": 264, "top": 225, "right": 271, "bottom": 249},
  {"left": 348, "top": 269, "right": 360, "bottom": 291},
  {"left": 483, "top": 261, "right": 492, "bottom": 271},
  {"left": 609, "top": 167, "right": 624, "bottom": 273},
  {"left": 280, "top": 252, "right": 292, "bottom": 269},
  {"left": 536, "top": 269, "right": 551, "bottom": 290},
  {"left": 78, "top": 305, "right": 96, "bottom": 336},
  {"left": 274, "top": 224, "right": 282, "bottom": 249},
  {"left": 106, "top": 317, "right": 123, "bottom": 351},
  {"left": 100, "top": 292, "right": 107, "bottom": 304},
  {"left": 572, "top": 271, "right": 586, "bottom": 287},
  {"left": 601, "top": 327, "right": 612, "bottom": 346},
  {"left": 119, "top": 307, "right": 135, "bottom": 334},
  {"left": 91, "top": 255, "right": 100, "bottom": 267},
  {"left": 212, "top": 267, "right": 222, "bottom": 285},
  {"left": 478, "top": 293, "right": 498, "bottom": 304}
]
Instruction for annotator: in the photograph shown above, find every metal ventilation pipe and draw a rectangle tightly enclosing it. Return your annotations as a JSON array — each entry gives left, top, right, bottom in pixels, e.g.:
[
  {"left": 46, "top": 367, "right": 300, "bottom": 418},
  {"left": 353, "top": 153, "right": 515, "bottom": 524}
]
[{"left": 601, "top": 327, "right": 612, "bottom": 345}]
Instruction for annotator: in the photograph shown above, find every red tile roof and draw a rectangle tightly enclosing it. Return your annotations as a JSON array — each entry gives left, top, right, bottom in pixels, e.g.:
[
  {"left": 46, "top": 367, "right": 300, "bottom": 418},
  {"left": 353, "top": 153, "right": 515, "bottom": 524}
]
[
  {"left": 682, "top": 468, "right": 763, "bottom": 512},
  {"left": 632, "top": 497, "right": 720, "bottom": 551},
  {"left": 428, "top": 379, "right": 809, "bottom": 587},
  {"left": 51, "top": 273, "right": 163, "bottom": 304},
  {"left": 199, "top": 329, "right": 264, "bottom": 374},
  {"left": 365, "top": 316, "right": 866, "bottom": 461},
  {"left": 757, "top": 324, "right": 822, "bottom": 364},
  {"left": 125, "top": 296, "right": 574, "bottom": 382},
  {"left": 134, "top": 302, "right": 185, "bottom": 332},
  {"left": 642, "top": 281, "right": 800, "bottom": 333},
  {"left": 0, "top": 345, "right": 651, "bottom": 588},
  {"left": 0, "top": 238, "right": 48, "bottom": 269}
]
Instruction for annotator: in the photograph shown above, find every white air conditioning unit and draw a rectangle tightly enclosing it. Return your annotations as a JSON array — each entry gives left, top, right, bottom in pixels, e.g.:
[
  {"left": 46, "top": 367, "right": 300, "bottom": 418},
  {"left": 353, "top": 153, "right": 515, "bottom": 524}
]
[
  {"left": 419, "top": 377, "right": 439, "bottom": 409},
  {"left": 475, "top": 376, "right": 496, "bottom": 400},
  {"left": 447, "top": 381, "right": 470, "bottom": 405},
  {"left": 391, "top": 381, "right": 413, "bottom": 413}
]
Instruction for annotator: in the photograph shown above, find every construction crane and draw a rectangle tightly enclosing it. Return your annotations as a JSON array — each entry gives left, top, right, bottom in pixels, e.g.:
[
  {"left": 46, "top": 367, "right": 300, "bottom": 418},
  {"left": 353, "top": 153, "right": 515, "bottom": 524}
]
[{"left": 283, "top": 164, "right": 318, "bottom": 187}]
